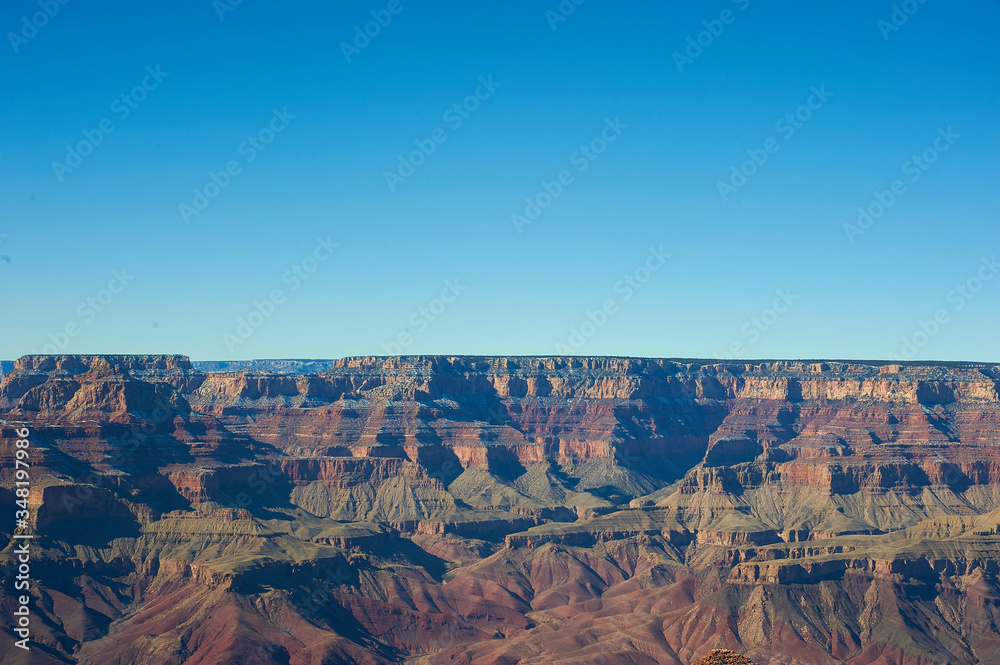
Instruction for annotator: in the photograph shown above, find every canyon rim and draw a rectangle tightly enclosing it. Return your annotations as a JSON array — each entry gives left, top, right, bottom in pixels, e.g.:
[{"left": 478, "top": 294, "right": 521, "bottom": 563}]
[{"left": 2, "top": 354, "right": 1000, "bottom": 664}]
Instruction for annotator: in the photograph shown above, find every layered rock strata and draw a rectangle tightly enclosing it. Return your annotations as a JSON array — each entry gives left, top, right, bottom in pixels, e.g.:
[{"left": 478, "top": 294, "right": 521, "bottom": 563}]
[{"left": 1, "top": 355, "right": 999, "bottom": 664}]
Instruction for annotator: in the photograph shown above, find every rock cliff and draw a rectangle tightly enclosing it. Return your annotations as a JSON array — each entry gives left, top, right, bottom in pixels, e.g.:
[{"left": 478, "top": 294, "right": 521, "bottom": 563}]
[{"left": 2, "top": 354, "right": 1000, "bottom": 664}]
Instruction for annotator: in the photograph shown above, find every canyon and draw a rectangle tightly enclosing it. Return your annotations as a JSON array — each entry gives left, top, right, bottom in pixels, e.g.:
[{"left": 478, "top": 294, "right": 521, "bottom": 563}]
[{"left": 2, "top": 354, "right": 1000, "bottom": 664}]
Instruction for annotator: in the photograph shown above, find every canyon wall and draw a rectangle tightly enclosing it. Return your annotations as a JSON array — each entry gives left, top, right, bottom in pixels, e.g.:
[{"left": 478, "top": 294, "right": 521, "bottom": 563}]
[{"left": 2, "top": 355, "right": 1000, "bottom": 664}]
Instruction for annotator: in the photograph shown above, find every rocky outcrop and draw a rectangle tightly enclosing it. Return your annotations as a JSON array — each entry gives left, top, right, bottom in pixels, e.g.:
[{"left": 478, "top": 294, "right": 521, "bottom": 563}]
[
  {"left": 692, "top": 650, "right": 759, "bottom": 665},
  {"left": 4, "top": 354, "right": 1000, "bottom": 665}
]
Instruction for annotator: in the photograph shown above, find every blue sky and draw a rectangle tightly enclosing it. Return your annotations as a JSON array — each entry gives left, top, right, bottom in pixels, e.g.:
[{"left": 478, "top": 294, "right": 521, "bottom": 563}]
[{"left": 1, "top": 0, "right": 998, "bottom": 361}]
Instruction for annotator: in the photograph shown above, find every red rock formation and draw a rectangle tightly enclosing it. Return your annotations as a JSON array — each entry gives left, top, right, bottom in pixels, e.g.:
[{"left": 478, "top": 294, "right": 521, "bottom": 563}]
[
  {"left": 3, "top": 354, "right": 1000, "bottom": 665},
  {"left": 692, "top": 650, "right": 759, "bottom": 665}
]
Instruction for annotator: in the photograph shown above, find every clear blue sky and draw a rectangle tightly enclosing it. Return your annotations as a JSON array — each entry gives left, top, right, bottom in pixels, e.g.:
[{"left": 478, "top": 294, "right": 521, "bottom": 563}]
[{"left": 1, "top": 0, "right": 997, "bottom": 361}]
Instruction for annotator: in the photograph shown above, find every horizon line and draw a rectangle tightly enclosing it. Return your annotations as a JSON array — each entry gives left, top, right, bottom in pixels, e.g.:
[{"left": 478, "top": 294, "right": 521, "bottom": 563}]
[{"left": 4, "top": 354, "right": 999, "bottom": 366}]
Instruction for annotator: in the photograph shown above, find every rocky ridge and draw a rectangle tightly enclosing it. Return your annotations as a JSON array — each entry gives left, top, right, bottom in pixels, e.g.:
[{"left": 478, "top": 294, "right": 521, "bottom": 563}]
[
  {"left": 1, "top": 354, "right": 1000, "bottom": 664},
  {"left": 692, "top": 651, "right": 759, "bottom": 665}
]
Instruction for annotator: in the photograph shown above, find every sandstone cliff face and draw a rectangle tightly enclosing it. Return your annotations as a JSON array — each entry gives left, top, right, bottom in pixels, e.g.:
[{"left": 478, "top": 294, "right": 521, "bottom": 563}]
[{"left": 3, "top": 354, "right": 1000, "bottom": 665}]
